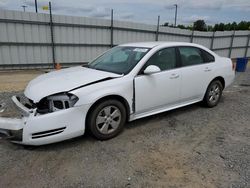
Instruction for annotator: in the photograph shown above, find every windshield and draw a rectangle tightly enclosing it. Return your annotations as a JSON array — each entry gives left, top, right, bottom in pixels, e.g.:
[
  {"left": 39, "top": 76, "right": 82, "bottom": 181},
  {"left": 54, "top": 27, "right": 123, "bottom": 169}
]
[{"left": 88, "top": 46, "right": 150, "bottom": 74}]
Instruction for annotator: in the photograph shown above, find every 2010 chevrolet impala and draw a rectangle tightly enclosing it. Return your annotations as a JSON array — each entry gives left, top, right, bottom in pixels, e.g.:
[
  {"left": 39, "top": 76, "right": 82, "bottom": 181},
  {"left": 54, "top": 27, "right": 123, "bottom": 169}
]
[{"left": 0, "top": 42, "right": 235, "bottom": 145}]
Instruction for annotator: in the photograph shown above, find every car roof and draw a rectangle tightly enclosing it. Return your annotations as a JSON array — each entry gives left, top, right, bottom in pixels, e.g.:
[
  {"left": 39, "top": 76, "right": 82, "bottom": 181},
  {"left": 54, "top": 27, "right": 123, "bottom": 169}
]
[{"left": 119, "top": 41, "right": 205, "bottom": 49}]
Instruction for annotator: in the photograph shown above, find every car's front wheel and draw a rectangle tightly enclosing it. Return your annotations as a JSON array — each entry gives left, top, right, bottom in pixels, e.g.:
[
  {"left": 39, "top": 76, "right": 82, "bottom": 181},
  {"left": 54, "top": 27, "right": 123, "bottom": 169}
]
[
  {"left": 203, "top": 80, "right": 223, "bottom": 107},
  {"left": 87, "top": 100, "right": 126, "bottom": 140}
]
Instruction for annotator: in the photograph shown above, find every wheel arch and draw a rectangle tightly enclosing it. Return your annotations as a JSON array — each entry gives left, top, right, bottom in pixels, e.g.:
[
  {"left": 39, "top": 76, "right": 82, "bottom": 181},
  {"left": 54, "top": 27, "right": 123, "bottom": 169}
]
[
  {"left": 203, "top": 76, "right": 225, "bottom": 100},
  {"left": 210, "top": 76, "right": 225, "bottom": 89},
  {"left": 85, "top": 95, "right": 131, "bottom": 125}
]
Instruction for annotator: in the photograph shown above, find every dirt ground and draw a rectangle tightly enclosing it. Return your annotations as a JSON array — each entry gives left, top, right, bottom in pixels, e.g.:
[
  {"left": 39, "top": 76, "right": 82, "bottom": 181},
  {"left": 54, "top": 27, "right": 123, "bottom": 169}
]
[
  {"left": 0, "top": 70, "right": 45, "bottom": 92},
  {"left": 0, "top": 68, "right": 250, "bottom": 188}
]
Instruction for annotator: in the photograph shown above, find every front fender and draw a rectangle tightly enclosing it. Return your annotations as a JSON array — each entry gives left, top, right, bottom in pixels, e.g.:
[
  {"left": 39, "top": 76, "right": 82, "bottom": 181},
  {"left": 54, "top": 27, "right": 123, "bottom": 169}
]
[{"left": 70, "top": 77, "right": 133, "bottom": 113}]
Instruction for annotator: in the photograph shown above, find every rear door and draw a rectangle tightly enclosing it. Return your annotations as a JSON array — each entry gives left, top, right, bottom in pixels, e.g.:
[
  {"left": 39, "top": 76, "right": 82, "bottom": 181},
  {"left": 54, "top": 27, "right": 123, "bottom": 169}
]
[{"left": 178, "top": 47, "right": 216, "bottom": 102}]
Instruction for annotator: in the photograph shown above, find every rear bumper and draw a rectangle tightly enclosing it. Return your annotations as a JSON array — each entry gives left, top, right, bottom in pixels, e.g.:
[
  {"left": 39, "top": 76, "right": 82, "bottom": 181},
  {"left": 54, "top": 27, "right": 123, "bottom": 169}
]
[
  {"left": 0, "top": 96, "right": 90, "bottom": 146},
  {"left": 224, "top": 72, "right": 236, "bottom": 88}
]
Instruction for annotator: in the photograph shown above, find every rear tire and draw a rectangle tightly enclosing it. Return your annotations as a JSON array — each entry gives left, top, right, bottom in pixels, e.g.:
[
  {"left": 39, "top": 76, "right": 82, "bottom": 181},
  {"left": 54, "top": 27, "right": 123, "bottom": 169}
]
[
  {"left": 87, "top": 100, "right": 126, "bottom": 140},
  {"left": 203, "top": 80, "right": 223, "bottom": 108}
]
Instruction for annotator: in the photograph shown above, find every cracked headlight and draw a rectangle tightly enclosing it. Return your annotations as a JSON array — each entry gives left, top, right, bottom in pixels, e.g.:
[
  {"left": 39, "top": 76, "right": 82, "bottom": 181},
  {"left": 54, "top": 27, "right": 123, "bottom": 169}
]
[{"left": 37, "top": 93, "right": 78, "bottom": 114}]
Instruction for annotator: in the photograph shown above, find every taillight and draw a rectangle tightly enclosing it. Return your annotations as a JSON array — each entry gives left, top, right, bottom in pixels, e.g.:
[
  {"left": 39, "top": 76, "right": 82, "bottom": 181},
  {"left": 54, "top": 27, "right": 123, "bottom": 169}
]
[{"left": 232, "top": 61, "right": 236, "bottom": 71}]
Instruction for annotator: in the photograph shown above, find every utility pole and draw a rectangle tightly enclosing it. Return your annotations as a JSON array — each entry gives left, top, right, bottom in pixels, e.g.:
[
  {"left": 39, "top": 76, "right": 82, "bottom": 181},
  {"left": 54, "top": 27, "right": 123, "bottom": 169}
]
[
  {"left": 35, "top": 0, "right": 38, "bottom": 13},
  {"left": 21, "top": 5, "right": 27, "bottom": 12},
  {"left": 110, "top": 9, "right": 114, "bottom": 47},
  {"left": 174, "top": 4, "right": 178, "bottom": 27},
  {"left": 49, "top": 2, "right": 56, "bottom": 68},
  {"left": 155, "top": 15, "right": 160, "bottom": 41}
]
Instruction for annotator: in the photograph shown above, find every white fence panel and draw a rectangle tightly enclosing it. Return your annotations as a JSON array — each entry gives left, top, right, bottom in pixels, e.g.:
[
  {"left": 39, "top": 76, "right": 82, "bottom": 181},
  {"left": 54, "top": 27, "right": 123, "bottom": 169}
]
[{"left": 0, "top": 10, "right": 249, "bottom": 69}]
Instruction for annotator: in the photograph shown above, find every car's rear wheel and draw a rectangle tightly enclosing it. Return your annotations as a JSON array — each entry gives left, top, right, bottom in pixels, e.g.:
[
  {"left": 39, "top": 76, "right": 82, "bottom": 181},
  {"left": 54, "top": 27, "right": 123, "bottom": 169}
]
[
  {"left": 203, "top": 80, "right": 223, "bottom": 107},
  {"left": 87, "top": 100, "right": 126, "bottom": 140}
]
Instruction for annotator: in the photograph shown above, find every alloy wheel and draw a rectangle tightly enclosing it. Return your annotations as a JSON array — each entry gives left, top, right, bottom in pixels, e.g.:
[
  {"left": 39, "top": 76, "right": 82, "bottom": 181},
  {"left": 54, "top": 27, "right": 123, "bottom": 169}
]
[
  {"left": 208, "top": 83, "right": 221, "bottom": 104},
  {"left": 96, "top": 105, "right": 121, "bottom": 135}
]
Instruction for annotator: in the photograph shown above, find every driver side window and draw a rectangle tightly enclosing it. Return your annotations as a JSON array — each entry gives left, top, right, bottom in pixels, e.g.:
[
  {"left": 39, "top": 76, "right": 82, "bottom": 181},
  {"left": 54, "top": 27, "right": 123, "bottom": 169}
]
[{"left": 145, "top": 48, "right": 177, "bottom": 71}]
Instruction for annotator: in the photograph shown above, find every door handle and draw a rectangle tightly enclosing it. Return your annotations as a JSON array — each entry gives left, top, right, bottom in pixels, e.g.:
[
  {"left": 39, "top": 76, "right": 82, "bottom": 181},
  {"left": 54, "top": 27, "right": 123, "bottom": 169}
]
[
  {"left": 204, "top": 67, "right": 212, "bottom": 72},
  {"left": 170, "top": 74, "right": 179, "bottom": 79}
]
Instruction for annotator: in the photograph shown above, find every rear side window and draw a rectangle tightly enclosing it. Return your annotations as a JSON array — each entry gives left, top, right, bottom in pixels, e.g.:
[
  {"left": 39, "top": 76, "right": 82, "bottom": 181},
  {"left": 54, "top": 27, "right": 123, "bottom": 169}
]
[
  {"left": 202, "top": 50, "right": 215, "bottom": 63},
  {"left": 179, "top": 47, "right": 203, "bottom": 66}
]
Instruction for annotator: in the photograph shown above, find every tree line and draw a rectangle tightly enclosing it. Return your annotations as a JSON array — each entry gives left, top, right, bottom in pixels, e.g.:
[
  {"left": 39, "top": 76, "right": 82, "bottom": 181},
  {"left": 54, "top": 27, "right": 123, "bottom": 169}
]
[{"left": 163, "top": 20, "right": 250, "bottom": 32}]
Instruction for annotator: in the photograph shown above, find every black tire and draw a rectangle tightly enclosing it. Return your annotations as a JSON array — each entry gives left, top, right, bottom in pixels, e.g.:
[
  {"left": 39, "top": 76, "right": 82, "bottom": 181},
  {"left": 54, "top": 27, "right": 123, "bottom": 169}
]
[
  {"left": 87, "top": 100, "right": 126, "bottom": 140},
  {"left": 203, "top": 80, "right": 223, "bottom": 108}
]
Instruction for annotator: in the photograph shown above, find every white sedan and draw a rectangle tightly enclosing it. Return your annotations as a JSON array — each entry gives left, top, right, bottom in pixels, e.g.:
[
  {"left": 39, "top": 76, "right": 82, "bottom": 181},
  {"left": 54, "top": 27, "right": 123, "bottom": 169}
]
[{"left": 0, "top": 42, "right": 235, "bottom": 145}]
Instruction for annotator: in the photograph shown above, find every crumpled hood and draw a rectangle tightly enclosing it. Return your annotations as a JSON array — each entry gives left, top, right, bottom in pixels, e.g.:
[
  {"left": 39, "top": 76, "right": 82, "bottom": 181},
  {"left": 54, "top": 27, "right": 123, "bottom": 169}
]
[{"left": 24, "top": 66, "right": 122, "bottom": 102}]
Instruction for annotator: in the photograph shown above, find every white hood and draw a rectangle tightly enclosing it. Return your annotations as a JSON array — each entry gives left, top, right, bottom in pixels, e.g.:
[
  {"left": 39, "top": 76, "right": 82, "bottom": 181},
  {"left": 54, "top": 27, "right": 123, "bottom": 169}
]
[{"left": 24, "top": 66, "right": 122, "bottom": 102}]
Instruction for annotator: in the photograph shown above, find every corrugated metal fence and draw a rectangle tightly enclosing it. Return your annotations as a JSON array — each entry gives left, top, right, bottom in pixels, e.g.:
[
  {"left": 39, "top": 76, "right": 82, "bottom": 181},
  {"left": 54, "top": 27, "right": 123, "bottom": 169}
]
[{"left": 0, "top": 10, "right": 249, "bottom": 69}]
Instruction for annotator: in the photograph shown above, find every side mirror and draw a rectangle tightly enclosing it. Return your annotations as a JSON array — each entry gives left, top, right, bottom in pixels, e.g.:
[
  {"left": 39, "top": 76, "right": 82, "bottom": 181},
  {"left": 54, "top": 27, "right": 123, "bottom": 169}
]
[{"left": 143, "top": 65, "right": 161, "bottom": 75}]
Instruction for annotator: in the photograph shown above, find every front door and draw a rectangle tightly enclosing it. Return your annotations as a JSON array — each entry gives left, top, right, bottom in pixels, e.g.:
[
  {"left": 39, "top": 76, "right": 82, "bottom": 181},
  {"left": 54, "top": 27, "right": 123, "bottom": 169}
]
[{"left": 135, "top": 47, "right": 181, "bottom": 114}]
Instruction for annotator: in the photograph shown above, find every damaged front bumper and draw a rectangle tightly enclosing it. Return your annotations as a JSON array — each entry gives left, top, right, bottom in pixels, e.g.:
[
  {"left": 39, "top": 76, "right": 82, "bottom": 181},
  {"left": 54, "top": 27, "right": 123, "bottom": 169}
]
[
  {"left": 0, "top": 96, "right": 88, "bottom": 146},
  {"left": 0, "top": 96, "right": 28, "bottom": 142},
  {"left": 0, "top": 117, "right": 24, "bottom": 141}
]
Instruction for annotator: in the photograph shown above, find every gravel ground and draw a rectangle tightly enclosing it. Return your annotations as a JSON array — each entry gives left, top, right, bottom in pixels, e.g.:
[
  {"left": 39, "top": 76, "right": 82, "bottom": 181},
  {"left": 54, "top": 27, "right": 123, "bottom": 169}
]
[{"left": 0, "top": 69, "right": 250, "bottom": 188}]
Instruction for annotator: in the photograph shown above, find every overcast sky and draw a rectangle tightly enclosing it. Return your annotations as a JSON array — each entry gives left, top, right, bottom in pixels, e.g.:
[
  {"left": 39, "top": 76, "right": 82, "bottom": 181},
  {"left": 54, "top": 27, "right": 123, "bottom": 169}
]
[{"left": 0, "top": 0, "right": 250, "bottom": 25}]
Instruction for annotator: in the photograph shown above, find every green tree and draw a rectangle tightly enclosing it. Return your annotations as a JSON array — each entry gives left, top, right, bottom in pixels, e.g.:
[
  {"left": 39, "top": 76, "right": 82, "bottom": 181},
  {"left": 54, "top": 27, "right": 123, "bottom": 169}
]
[
  {"left": 163, "top": 22, "right": 169, "bottom": 27},
  {"left": 207, "top": 25, "right": 213, "bottom": 31},
  {"left": 231, "top": 22, "right": 237, "bottom": 30},
  {"left": 193, "top": 20, "right": 206, "bottom": 31},
  {"left": 162, "top": 20, "right": 250, "bottom": 32},
  {"left": 213, "top": 24, "right": 218, "bottom": 31},
  {"left": 224, "top": 23, "right": 231, "bottom": 31},
  {"left": 177, "top": 24, "right": 186, "bottom": 29},
  {"left": 237, "top": 21, "right": 248, "bottom": 30},
  {"left": 217, "top": 23, "right": 225, "bottom": 31}
]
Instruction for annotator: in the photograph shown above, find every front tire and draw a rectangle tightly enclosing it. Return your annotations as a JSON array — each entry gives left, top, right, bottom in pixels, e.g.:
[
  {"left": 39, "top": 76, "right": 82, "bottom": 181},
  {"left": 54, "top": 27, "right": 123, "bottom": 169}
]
[
  {"left": 87, "top": 100, "right": 126, "bottom": 140},
  {"left": 203, "top": 80, "right": 223, "bottom": 107}
]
